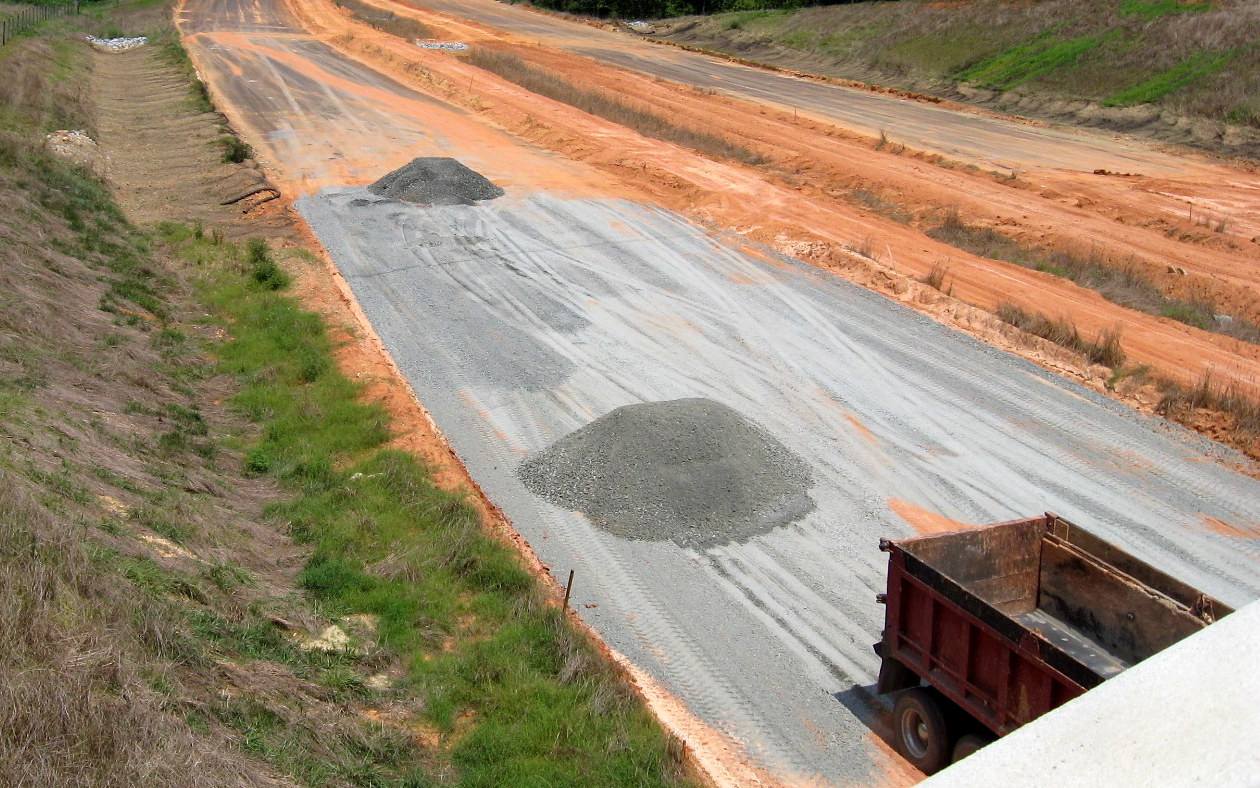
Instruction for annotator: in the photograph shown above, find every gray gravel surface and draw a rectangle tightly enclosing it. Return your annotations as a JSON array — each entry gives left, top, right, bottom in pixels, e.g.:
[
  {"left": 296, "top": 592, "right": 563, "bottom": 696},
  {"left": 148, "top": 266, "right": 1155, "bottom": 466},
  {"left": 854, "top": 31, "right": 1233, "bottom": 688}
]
[
  {"left": 519, "top": 398, "right": 814, "bottom": 547},
  {"left": 300, "top": 186, "right": 1260, "bottom": 785},
  {"left": 368, "top": 157, "right": 504, "bottom": 205}
]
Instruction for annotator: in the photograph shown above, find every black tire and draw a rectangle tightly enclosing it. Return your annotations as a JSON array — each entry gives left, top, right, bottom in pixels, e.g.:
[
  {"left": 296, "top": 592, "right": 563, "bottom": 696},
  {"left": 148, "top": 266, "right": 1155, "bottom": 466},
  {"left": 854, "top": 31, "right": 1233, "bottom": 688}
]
[
  {"left": 892, "top": 687, "right": 953, "bottom": 774},
  {"left": 952, "top": 732, "right": 994, "bottom": 763}
]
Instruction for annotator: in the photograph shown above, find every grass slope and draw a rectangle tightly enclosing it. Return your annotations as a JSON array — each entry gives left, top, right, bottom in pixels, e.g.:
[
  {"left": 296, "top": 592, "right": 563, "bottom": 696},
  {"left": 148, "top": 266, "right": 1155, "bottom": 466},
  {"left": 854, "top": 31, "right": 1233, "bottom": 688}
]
[
  {"left": 1, "top": 7, "right": 692, "bottom": 786},
  {"left": 657, "top": 0, "right": 1260, "bottom": 144}
]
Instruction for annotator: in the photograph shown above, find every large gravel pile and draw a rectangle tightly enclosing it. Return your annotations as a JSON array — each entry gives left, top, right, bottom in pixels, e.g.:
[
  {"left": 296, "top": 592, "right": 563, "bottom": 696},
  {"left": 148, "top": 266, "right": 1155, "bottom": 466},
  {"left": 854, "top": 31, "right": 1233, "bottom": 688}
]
[
  {"left": 368, "top": 157, "right": 503, "bottom": 205},
  {"left": 520, "top": 398, "right": 813, "bottom": 548}
]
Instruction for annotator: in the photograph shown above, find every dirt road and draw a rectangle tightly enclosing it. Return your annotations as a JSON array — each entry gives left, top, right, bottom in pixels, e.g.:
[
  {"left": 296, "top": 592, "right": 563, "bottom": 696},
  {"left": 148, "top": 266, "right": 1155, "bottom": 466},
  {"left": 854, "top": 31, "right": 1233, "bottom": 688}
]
[
  {"left": 301, "top": 0, "right": 1260, "bottom": 420},
  {"left": 178, "top": 0, "right": 1260, "bottom": 784}
]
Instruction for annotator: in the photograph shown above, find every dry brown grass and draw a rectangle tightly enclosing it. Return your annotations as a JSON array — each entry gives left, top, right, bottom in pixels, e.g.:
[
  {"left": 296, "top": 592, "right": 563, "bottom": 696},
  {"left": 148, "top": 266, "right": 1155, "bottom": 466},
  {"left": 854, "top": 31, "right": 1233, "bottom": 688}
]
[
  {"left": 331, "top": 0, "right": 434, "bottom": 41},
  {"left": 1158, "top": 372, "right": 1260, "bottom": 437},
  {"left": 928, "top": 209, "right": 1259, "bottom": 343},
  {"left": 920, "top": 261, "right": 953, "bottom": 294},
  {"left": 0, "top": 23, "right": 438, "bottom": 787},
  {"left": 466, "top": 46, "right": 765, "bottom": 164},
  {"left": 0, "top": 480, "right": 266, "bottom": 788},
  {"left": 996, "top": 302, "right": 1127, "bottom": 369}
]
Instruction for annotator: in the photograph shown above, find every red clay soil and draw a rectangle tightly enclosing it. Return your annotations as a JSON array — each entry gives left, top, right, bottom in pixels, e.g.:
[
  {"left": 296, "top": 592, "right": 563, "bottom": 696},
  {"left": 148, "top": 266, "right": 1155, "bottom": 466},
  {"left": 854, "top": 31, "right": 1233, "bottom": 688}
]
[
  {"left": 278, "top": 0, "right": 1260, "bottom": 466},
  {"left": 888, "top": 499, "right": 978, "bottom": 537}
]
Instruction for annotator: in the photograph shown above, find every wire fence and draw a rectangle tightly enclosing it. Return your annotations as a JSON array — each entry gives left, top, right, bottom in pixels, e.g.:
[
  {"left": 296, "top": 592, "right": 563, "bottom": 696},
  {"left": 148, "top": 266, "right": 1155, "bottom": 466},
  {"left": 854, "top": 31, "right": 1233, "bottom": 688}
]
[{"left": 1, "top": 2, "right": 80, "bottom": 47}]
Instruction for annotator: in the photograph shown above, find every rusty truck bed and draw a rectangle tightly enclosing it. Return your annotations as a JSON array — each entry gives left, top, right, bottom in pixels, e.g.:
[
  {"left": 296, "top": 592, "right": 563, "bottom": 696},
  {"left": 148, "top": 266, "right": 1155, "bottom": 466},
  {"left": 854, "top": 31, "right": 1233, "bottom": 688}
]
[{"left": 877, "top": 513, "right": 1232, "bottom": 736}]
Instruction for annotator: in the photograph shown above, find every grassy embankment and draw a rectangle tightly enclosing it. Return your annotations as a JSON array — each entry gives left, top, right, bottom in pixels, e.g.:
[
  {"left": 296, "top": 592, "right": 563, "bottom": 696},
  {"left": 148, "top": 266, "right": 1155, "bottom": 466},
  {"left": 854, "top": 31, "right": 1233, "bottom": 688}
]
[
  {"left": 658, "top": 0, "right": 1260, "bottom": 136},
  {"left": 0, "top": 7, "right": 691, "bottom": 786}
]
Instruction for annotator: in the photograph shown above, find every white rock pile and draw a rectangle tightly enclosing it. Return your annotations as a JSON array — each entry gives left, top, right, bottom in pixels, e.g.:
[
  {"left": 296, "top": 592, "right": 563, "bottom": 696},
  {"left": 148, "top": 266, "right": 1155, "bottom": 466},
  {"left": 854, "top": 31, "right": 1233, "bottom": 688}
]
[
  {"left": 415, "top": 40, "right": 467, "bottom": 51},
  {"left": 86, "top": 34, "right": 148, "bottom": 52},
  {"left": 44, "top": 129, "right": 102, "bottom": 171}
]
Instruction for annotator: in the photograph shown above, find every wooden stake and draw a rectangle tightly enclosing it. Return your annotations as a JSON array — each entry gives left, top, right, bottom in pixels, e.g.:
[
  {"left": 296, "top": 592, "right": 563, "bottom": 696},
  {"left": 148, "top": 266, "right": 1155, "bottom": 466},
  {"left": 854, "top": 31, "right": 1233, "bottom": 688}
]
[{"left": 562, "top": 569, "right": 575, "bottom": 609}]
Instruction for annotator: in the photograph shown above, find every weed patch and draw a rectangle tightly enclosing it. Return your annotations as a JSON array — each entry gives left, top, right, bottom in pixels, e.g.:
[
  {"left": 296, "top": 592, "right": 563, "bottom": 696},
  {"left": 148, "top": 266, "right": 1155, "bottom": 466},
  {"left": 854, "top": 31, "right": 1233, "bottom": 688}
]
[
  {"left": 996, "top": 302, "right": 1126, "bottom": 368},
  {"left": 217, "top": 134, "right": 252, "bottom": 163},
  {"left": 957, "top": 30, "right": 1112, "bottom": 90},
  {"left": 921, "top": 262, "right": 953, "bottom": 294},
  {"left": 1158, "top": 371, "right": 1260, "bottom": 439},
  {"left": 1105, "top": 51, "right": 1233, "bottom": 106}
]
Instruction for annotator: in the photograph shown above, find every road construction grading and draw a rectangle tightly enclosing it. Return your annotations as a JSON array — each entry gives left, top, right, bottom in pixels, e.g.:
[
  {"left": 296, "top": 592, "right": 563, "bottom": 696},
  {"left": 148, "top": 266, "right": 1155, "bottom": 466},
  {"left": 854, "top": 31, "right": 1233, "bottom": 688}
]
[{"left": 178, "top": 0, "right": 1260, "bottom": 783}]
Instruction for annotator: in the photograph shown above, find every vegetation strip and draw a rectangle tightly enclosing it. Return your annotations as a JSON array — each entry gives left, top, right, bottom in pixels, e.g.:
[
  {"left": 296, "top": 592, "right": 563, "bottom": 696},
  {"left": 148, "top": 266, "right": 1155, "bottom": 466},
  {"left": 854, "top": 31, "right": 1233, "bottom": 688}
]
[
  {"left": 1105, "top": 51, "right": 1235, "bottom": 107},
  {"left": 465, "top": 46, "right": 764, "bottom": 165},
  {"left": 926, "top": 210, "right": 1260, "bottom": 346},
  {"left": 332, "top": 0, "right": 433, "bottom": 42},
  {"left": 956, "top": 30, "right": 1113, "bottom": 91},
  {"left": 169, "top": 227, "right": 691, "bottom": 787}
]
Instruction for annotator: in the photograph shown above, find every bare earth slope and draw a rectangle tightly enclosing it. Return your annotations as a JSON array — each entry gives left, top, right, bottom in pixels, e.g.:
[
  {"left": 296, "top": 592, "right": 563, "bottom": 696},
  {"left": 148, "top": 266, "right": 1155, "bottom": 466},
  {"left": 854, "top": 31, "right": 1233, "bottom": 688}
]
[{"left": 91, "top": 45, "right": 289, "bottom": 238}]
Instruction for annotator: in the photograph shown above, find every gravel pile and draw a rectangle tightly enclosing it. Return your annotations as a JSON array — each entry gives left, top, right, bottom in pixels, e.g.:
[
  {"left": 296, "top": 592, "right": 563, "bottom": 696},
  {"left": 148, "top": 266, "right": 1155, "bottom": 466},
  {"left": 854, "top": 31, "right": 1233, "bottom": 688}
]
[
  {"left": 416, "top": 41, "right": 468, "bottom": 51},
  {"left": 520, "top": 398, "right": 813, "bottom": 548},
  {"left": 86, "top": 35, "right": 148, "bottom": 52},
  {"left": 44, "top": 130, "right": 101, "bottom": 171},
  {"left": 368, "top": 157, "right": 503, "bottom": 205}
]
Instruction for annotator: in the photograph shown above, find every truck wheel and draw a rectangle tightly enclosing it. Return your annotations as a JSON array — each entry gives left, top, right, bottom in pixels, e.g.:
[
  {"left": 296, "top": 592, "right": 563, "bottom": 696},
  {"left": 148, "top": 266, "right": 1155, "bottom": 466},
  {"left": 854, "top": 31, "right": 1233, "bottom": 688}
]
[
  {"left": 893, "top": 687, "right": 952, "bottom": 774},
  {"left": 952, "top": 732, "right": 994, "bottom": 763}
]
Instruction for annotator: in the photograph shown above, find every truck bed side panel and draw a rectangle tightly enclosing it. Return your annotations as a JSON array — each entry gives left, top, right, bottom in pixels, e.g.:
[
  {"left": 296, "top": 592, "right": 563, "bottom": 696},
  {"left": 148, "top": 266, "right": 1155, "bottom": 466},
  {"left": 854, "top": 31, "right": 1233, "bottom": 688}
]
[{"left": 884, "top": 550, "right": 1087, "bottom": 735}]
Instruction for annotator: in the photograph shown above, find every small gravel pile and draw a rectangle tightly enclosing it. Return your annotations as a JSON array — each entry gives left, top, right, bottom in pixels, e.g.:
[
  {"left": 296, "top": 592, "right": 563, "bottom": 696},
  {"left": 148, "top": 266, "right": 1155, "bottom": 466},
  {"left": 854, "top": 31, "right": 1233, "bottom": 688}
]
[
  {"left": 86, "top": 34, "right": 148, "bottom": 52},
  {"left": 520, "top": 398, "right": 813, "bottom": 548},
  {"left": 44, "top": 130, "right": 101, "bottom": 171},
  {"left": 416, "top": 41, "right": 468, "bottom": 51},
  {"left": 367, "top": 157, "right": 503, "bottom": 205}
]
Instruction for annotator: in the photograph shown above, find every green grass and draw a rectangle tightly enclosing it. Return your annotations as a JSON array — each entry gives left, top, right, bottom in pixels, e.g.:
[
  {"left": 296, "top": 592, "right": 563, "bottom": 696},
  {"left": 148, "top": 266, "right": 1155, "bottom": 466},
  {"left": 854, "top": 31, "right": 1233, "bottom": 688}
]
[
  {"left": 722, "top": 8, "right": 787, "bottom": 30},
  {"left": 956, "top": 30, "right": 1113, "bottom": 90},
  {"left": 1118, "top": 0, "right": 1209, "bottom": 20},
  {"left": 218, "top": 134, "right": 252, "bottom": 163},
  {"left": 161, "top": 227, "right": 691, "bottom": 788},
  {"left": 1105, "top": 50, "right": 1234, "bottom": 106}
]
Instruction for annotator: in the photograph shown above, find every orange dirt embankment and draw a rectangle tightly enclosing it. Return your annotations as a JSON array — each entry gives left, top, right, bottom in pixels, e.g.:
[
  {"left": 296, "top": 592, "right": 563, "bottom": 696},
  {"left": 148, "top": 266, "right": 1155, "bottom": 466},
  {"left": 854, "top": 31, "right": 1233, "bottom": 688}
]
[
  {"left": 374, "top": 1, "right": 1260, "bottom": 320},
  {"left": 289, "top": 0, "right": 1260, "bottom": 444}
]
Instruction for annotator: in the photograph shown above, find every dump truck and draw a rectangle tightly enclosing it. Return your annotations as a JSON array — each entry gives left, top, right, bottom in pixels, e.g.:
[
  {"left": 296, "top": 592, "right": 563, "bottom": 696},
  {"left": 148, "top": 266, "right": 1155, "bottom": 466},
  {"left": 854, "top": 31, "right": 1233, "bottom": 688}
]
[{"left": 874, "top": 512, "right": 1232, "bottom": 773}]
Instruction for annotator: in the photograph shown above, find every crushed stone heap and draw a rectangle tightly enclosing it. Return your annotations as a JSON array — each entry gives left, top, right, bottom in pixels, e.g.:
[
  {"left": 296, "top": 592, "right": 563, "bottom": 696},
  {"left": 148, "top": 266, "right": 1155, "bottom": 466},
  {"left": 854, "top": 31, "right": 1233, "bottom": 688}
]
[
  {"left": 519, "top": 398, "right": 814, "bottom": 548},
  {"left": 367, "top": 157, "right": 504, "bottom": 205}
]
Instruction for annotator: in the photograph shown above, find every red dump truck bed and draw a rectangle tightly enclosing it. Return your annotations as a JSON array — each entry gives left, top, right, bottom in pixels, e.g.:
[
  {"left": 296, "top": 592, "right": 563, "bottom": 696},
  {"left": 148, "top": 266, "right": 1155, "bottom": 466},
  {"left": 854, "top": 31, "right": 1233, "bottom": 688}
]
[{"left": 875, "top": 513, "right": 1232, "bottom": 773}]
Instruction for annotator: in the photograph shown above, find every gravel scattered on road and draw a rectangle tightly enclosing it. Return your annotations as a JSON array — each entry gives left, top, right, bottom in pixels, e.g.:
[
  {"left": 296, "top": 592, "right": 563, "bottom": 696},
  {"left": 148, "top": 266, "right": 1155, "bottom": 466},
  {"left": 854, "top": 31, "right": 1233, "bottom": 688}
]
[
  {"left": 368, "top": 157, "right": 503, "bottom": 205},
  {"left": 519, "top": 398, "right": 814, "bottom": 548}
]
